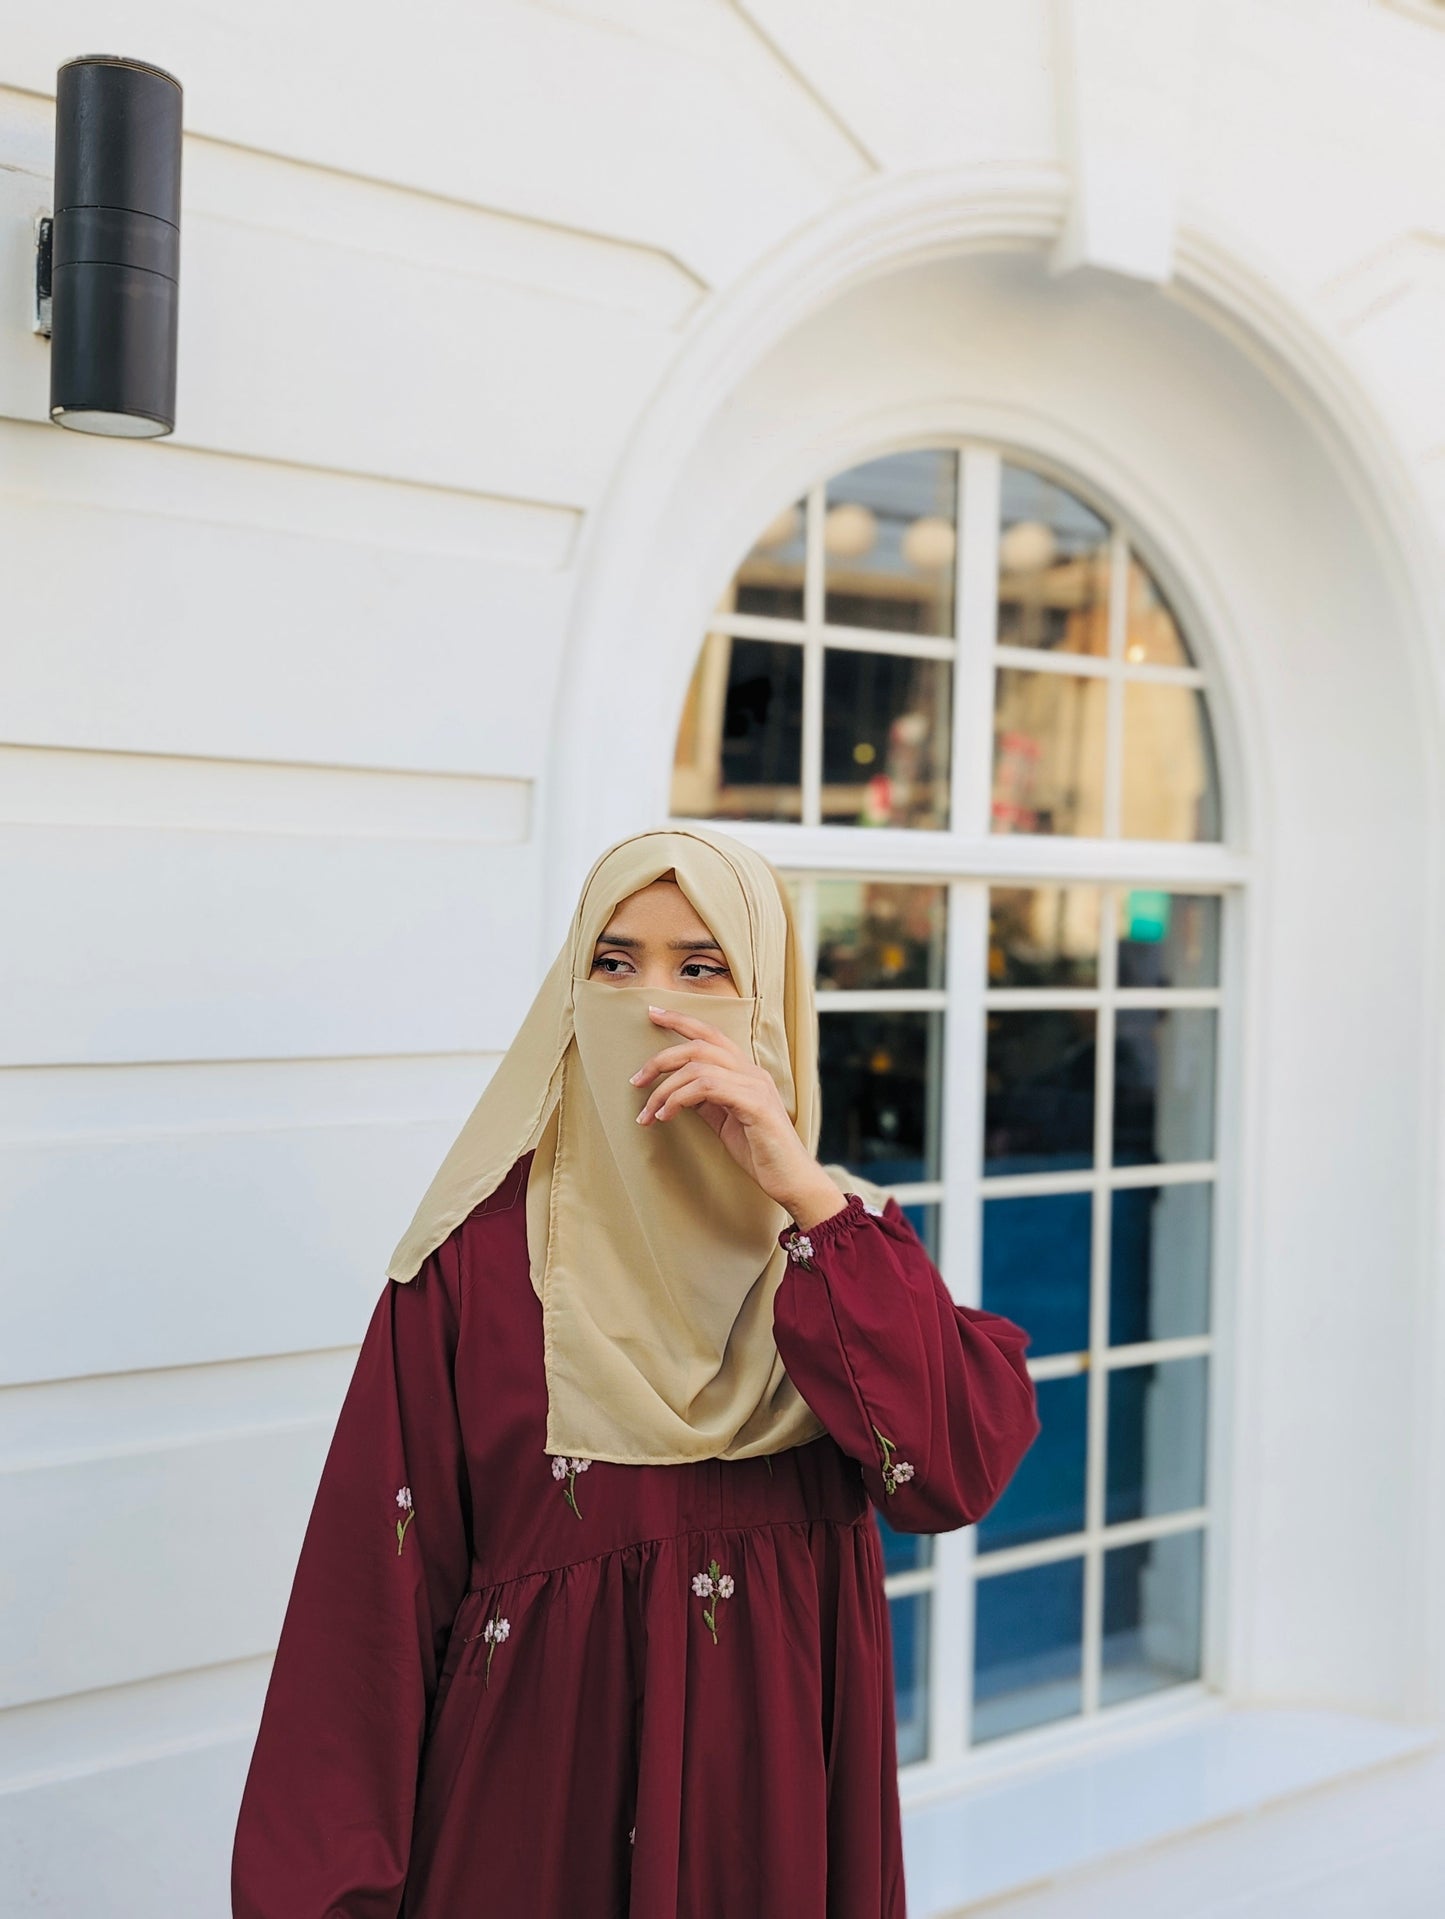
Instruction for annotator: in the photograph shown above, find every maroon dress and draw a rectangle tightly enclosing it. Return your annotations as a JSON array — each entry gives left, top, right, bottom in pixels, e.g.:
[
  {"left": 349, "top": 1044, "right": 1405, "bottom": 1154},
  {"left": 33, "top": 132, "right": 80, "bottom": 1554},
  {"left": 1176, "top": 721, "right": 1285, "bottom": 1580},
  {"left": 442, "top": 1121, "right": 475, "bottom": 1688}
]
[{"left": 231, "top": 1151, "right": 1040, "bottom": 1918}]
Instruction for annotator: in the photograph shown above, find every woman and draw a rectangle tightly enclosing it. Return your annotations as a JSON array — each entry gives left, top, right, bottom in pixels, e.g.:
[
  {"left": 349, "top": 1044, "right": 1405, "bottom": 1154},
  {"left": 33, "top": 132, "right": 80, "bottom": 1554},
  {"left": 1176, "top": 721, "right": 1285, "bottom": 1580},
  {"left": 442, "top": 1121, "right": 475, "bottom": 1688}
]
[{"left": 231, "top": 824, "right": 1041, "bottom": 1918}]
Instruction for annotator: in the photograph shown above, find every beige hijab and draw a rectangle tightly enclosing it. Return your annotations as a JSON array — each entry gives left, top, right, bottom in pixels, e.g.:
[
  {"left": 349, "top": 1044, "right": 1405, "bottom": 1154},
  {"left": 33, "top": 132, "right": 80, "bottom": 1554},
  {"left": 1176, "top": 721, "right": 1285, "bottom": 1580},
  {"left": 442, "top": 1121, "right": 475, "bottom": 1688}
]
[{"left": 385, "top": 825, "right": 892, "bottom": 1465}]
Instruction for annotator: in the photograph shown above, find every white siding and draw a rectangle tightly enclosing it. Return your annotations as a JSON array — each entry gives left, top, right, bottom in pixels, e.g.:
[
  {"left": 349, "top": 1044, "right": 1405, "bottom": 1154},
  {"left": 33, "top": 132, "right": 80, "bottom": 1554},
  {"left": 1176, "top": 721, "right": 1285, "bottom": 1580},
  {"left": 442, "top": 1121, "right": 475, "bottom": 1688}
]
[{"left": 2, "top": 1, "right": 1444, "bottom": 1912}]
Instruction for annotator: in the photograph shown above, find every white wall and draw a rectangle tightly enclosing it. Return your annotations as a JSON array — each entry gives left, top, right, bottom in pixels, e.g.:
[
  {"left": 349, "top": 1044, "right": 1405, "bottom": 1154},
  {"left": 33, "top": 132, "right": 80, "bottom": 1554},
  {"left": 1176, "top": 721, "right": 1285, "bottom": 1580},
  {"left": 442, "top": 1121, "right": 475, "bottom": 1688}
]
[{"left": 2, "top": 3, "right": 1444, "bottom": 1913}]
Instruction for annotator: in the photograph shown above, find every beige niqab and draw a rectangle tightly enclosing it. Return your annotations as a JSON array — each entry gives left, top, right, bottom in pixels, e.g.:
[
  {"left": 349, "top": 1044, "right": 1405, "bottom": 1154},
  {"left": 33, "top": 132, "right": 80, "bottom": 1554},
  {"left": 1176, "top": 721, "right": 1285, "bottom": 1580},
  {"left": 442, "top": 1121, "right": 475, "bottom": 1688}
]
[{"left": 385, "top": 825, "right": 891, "bottom": 1466}]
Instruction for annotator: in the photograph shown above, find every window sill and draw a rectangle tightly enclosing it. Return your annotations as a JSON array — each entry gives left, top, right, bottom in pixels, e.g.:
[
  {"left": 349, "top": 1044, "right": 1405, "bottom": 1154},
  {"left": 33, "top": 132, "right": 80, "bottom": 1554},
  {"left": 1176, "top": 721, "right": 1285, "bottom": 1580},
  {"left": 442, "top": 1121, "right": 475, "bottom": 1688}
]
[{"left": 900, "top": 1697, "right": 1441, "bottom": 1916}]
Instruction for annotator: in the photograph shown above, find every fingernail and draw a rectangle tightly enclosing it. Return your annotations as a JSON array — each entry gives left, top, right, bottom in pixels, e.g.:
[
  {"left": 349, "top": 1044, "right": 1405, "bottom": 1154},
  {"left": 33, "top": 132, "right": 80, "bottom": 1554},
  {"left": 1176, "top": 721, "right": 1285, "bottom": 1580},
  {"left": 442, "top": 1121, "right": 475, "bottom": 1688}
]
[
  {"left": 648, "top": 1004, "right": 662, "bottom": 1014},
  {"left": 628, "top": 1070, "right": 643, "bottom": 1084}
]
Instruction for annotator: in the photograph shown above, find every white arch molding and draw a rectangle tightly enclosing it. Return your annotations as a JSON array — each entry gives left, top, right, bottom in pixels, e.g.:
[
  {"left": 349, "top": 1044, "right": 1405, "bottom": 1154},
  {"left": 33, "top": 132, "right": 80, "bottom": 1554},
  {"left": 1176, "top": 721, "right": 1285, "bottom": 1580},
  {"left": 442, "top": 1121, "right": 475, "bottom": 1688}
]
[{"left": 540, "top": 166, "right": 1445, "bottom": 1731}]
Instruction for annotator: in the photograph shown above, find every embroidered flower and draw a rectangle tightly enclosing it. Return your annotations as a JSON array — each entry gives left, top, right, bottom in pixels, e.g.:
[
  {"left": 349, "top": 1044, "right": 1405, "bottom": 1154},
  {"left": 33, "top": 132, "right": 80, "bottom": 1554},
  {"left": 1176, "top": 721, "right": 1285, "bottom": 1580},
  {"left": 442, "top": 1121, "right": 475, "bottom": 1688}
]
[
  {"left": 549, "top": 1452, "right": 591, "bottom": 1518},
  {"left": 465, "top": 1603, "right": 512, "bottom": 1688},
  {"left": 871, "top": 1425, "right": 915, "bottom": 1496},
  {"left": 782, "top": 1228, "right": 814, "bottom": 1265},
  {"left": 395, "top": 1486, "right": 415, "bottom": 1554},
  {"left": 693, "top": 1557, "right": 734, "bottom": 1643}
]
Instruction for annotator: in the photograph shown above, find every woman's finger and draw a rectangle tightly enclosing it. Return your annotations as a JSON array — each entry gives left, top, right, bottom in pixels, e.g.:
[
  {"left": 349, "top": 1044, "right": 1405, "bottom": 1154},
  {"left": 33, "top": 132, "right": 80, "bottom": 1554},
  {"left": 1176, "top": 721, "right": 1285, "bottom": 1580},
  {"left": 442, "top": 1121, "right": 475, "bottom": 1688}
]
[
  {"left": 629, "top": 1037, "right": 737, "bottom": 1089},
  {"left": 638, "top": 1063, "right": 764, "bottom": 1126}
]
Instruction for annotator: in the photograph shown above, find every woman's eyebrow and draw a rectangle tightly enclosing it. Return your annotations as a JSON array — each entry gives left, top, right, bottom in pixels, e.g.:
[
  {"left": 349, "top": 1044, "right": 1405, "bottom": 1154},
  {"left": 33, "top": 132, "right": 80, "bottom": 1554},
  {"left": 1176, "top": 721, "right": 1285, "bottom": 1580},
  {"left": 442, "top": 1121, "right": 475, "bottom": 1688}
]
[{"left": 594, "top": 931, "right": 725, "bottom": 952}]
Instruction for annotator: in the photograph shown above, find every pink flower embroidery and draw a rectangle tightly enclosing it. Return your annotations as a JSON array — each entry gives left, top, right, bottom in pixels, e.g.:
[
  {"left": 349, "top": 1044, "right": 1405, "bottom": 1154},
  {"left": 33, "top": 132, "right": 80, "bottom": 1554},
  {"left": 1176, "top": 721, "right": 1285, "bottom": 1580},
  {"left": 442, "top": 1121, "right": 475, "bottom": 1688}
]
[
  {"left": 465, "top": 1600, "right": 512, "bottom": 1688},
  {"left": 549, "top": 1453, "right": 591, "bottom": 1517},
  {"left": 395, "top": 1485, "right": 415, "bottom": 1554},
  {"left": 871, "top": 1426, "right": 915, "bottom": 1496},
  {"left": 692, "top": 1559, "right": 735, "bottom": 1643}
]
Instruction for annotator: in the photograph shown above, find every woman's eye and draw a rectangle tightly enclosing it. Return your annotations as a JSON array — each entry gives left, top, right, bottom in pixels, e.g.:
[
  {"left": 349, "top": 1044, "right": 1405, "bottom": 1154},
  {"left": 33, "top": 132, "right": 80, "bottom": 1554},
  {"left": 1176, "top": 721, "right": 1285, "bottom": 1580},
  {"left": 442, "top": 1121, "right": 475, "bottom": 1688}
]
[
  {"left": 592, "top": 955, "right": 631, "bottom": 974},
  {"left": 681, "top": 961, "right": 728, "bottom": 979}
]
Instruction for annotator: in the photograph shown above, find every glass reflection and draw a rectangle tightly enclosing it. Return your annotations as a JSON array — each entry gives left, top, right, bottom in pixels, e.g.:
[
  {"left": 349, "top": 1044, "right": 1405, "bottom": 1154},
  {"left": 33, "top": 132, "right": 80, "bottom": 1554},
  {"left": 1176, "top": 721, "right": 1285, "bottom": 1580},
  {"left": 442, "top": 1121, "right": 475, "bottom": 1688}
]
[
  {"left": 982, "top": 1191, "right": 1091, "bottom": 1358},
  {"left": 823, "top": 450, "right": 958, "bottom": 638},
  {"left": 1102, "top": 1528, "right": 1204, "bottom": 1706},
  {"left": 718, "top": 496, "right": 806, "bottom": 623},
  {"left": 1121, "top": 682, "right": 1222, "bottom": 842},
  {"left": 817, "top": 1010, "right": 943, "bottom": 1185},
  {"left": 989, "top": 885, "right": 1101, "bottom": 989},
  {"left": 670, "top": 634, "right": 802, "bottom": 821},
  {"left": 992, "top": 668, "right": 1107, "bottom": 837},
  {"left": 1113, "top": 1009, "right": 1217, "bottom": 1168},
  {"left": 984, "top": 1009, "right": 1096, "bottom": 1175},
  {"left": 890, "top": 1592, "right": 931, "bottom": 1763},
  {"left": 1123, "top": 557, "right": 1191, "bottom": 667},
  {"left": 977, "top": 1373, "right": 1087, "bottom": 1551},
  {"left": 1117, "top": 891, "right": 1221, "bottom": 989},
  {"left": 973, "top": 1557, "right": 1084, "bottom": 1742},
  {"left": 816, "top": 879, "right": 948, "bottom": 993},
  {"left": 998, "top": 464, "right": 1110, "bottom": 657},
  {"left": 1110, "top": 1184, "right": 1212, "bottom": 1345},
  {"left": 1106, "top": 1357, "right": 1209, "bottom": 1525},
  {"left": 820, "top": 651, "right": 951, "bottom": 829}
]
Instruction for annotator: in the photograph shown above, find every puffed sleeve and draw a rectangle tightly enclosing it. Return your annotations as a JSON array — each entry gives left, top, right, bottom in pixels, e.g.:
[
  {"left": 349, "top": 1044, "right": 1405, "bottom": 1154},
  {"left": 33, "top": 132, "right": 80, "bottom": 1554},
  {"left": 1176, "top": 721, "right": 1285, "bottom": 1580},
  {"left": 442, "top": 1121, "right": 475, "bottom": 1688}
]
[
  {"left": 772, "top": 1192, "right": 1041, "bottom": 1534},
  {"left": 231, "top": 1230, "right": 473, "bottom": 1919}
]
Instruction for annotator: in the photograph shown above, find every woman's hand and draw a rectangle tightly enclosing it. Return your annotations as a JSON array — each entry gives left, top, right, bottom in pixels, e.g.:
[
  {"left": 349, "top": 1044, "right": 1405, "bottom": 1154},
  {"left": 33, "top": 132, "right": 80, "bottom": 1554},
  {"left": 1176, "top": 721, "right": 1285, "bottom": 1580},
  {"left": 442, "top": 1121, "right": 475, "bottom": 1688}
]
[{"left": 630, "top": 1004, "right": 849, "bottom": 1230}]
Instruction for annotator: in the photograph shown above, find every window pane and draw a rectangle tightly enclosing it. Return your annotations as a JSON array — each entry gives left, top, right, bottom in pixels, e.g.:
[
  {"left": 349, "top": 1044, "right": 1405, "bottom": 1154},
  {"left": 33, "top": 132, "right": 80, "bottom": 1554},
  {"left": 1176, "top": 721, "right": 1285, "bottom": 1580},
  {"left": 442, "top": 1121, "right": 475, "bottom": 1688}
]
[
  {"left": 989, "top": 885, "right": 1101, "bottom": 989},
  {"left": 973, "top": 1557, "right": 1084, "bottom": 1742},
  {"left": 1113, "top": 1008, "right": 1217, "bottom": 1168},
  {"left": 984, "top": 1008, "right": 1096, "bottom": 1175},
  {"left": 890, "top": 1592, "right": 931, "bottom": 1763},
  {"left": 816, "top": 879, "right": 948, "bottom": 993},
  {"left": 670, "top": 634, "right": 802, "bottom": 822},
  {"left": 820, "top": 651, "right": 951, "bottom": 829},
  {"left": 1110, "top": 1183, "right": 1213, "bottom": 1345},
  {"left": 817, "top": 1010, "right": 944, "bottom": 1184},
  {"left": 876, "top": 1508, "right": 933, "bottom": 1576},
  {"left": 982, "top": 1191, "right": 1091, "bottom": 1357},
  {"left": 977, "top": 1373, "right": 1087, "bottom": 1550},
  {"left": 1124, "top": 556, "right": 1191, "bottom": 667},
  {"left": 998, "top": 464, "right": 1110, "bottom": 658},
  {"left": 1102, "top": 1528, "right": 1205, "bottom": 1706},
  {"left": 899, "top": 1200, "right": 941, "bottom": 1263},
  {"left": 1117, "top": 891, "right": 1221, "bottom": 989},
  {"left": 992, "top": 668, "right": 1106, "bottom": 836},
  {"left": 1121, "top": 681, "right": 1222, "bottom": 842},
  {"left": 824, "top": 450, "right": 957, "bottom": 637},
  {"left": 717, "top": 497, "right": 805, "bottom": 623},
  {"left": 1106, "top": 1357, "right": 1209, "bottom": 1525}
]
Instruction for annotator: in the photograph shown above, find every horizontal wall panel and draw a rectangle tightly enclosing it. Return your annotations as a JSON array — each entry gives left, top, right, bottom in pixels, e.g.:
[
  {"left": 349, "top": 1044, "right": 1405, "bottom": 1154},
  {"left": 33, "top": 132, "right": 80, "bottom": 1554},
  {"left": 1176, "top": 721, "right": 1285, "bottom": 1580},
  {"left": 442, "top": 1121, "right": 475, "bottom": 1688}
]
[
  {"left": 0, "top": 1350, "right": 357, "bottom": 1473},
  {"left": 0, "top": 1101, "right": 489, "bottom": 1380},
  {"left": 0, "top": 416, "right": 578, "bottom": 568},
  {"left": 3, "top": 1418, "right": 332, "bottom": 1709},
  {"left": 0, "top": 746, "right": 528, "bottom": 842},
  {"left": 0, "top": 472, "right": 571, "bottom": 777},
  {"left": 1, "top": 0, "right": 865, "bottom": 286},
  {"left": 0, "top": 1720, "right": 252, "bottom": 1919},
  {"left": 0, "top": 1053, "right": 490, "bottom": 1140},
  {"left": 0, "top": 826, "right": 539, "bottom": 1066},
  {"left": 0, "top": 1655, "right": 269, "bottom": 1800},
  {"left": 0, "top": 165, "right": 676, "bottom": 507}
]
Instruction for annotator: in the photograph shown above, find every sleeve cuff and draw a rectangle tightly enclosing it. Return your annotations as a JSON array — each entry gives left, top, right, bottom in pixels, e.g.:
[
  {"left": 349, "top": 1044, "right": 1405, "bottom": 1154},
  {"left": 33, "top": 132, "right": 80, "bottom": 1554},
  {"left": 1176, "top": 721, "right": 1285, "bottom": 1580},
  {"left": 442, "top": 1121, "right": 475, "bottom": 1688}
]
[{"left": 778, "top": 1190, "right": 883, "bottom": 1263}]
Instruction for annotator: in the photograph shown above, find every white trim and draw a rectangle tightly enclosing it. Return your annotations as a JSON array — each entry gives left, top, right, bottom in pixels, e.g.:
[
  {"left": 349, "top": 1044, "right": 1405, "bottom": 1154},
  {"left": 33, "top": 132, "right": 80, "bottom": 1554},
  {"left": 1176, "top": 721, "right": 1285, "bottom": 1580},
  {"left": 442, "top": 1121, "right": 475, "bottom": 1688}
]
[{"left": 899, "top": 1702, "right": 1441, "bottom": 1916}]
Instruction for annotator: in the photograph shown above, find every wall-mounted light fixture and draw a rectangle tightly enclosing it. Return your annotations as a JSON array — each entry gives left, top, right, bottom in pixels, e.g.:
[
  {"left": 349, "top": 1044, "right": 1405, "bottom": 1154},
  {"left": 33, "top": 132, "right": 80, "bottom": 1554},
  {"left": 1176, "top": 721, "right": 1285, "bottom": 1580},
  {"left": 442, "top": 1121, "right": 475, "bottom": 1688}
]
[{"left": 34, "top": 54, "right": 183, "bottom": 438}]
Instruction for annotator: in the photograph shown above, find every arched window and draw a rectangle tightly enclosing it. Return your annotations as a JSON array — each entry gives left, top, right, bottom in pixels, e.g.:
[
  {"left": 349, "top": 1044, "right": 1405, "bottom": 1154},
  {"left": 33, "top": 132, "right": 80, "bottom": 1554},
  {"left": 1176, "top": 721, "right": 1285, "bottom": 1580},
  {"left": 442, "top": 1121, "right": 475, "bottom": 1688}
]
[{"left": 670, "top": 445, "right": 1225, "bottom": 1768}]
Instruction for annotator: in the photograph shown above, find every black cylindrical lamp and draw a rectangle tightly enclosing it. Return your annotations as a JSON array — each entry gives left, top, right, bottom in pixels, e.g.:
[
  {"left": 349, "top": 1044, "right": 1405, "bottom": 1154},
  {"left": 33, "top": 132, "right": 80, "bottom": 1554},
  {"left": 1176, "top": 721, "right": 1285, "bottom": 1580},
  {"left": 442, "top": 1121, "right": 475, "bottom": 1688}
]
[{"left": 49, "top": 54, "right": 182, "bottom": 438}]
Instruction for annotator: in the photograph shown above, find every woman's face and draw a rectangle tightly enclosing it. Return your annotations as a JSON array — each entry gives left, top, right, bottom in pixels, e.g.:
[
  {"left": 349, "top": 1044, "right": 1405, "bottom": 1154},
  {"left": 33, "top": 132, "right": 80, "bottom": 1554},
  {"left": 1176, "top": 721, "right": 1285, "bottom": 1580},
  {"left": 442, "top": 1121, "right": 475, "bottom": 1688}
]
[{"left": 589, "top": 876, "right": 740, "bottom": 997}]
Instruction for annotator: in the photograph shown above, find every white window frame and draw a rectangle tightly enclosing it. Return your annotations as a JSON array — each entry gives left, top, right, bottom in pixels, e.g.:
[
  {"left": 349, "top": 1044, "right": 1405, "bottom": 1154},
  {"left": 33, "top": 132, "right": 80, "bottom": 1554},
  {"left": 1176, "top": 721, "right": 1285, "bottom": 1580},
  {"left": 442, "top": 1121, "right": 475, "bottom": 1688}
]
[{"left": 665, "top": 440, "right": 1251, "bottom": 1801}]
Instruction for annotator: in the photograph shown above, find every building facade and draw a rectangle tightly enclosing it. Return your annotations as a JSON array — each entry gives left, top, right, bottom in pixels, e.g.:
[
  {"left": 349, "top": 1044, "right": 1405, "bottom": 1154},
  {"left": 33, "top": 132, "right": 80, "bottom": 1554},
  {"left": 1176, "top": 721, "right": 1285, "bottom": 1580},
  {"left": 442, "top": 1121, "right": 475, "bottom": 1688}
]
[{"left": 2, "top": 4, "right": 1444, "bottom": 1913}]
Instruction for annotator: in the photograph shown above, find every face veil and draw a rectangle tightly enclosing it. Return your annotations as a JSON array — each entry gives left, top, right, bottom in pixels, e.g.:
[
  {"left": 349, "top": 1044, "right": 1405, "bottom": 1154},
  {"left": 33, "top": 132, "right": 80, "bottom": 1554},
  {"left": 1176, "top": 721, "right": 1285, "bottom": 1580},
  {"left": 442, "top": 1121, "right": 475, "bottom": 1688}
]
[{"left": 384, "top": 824, "right": 891, "bottom": 1465}]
